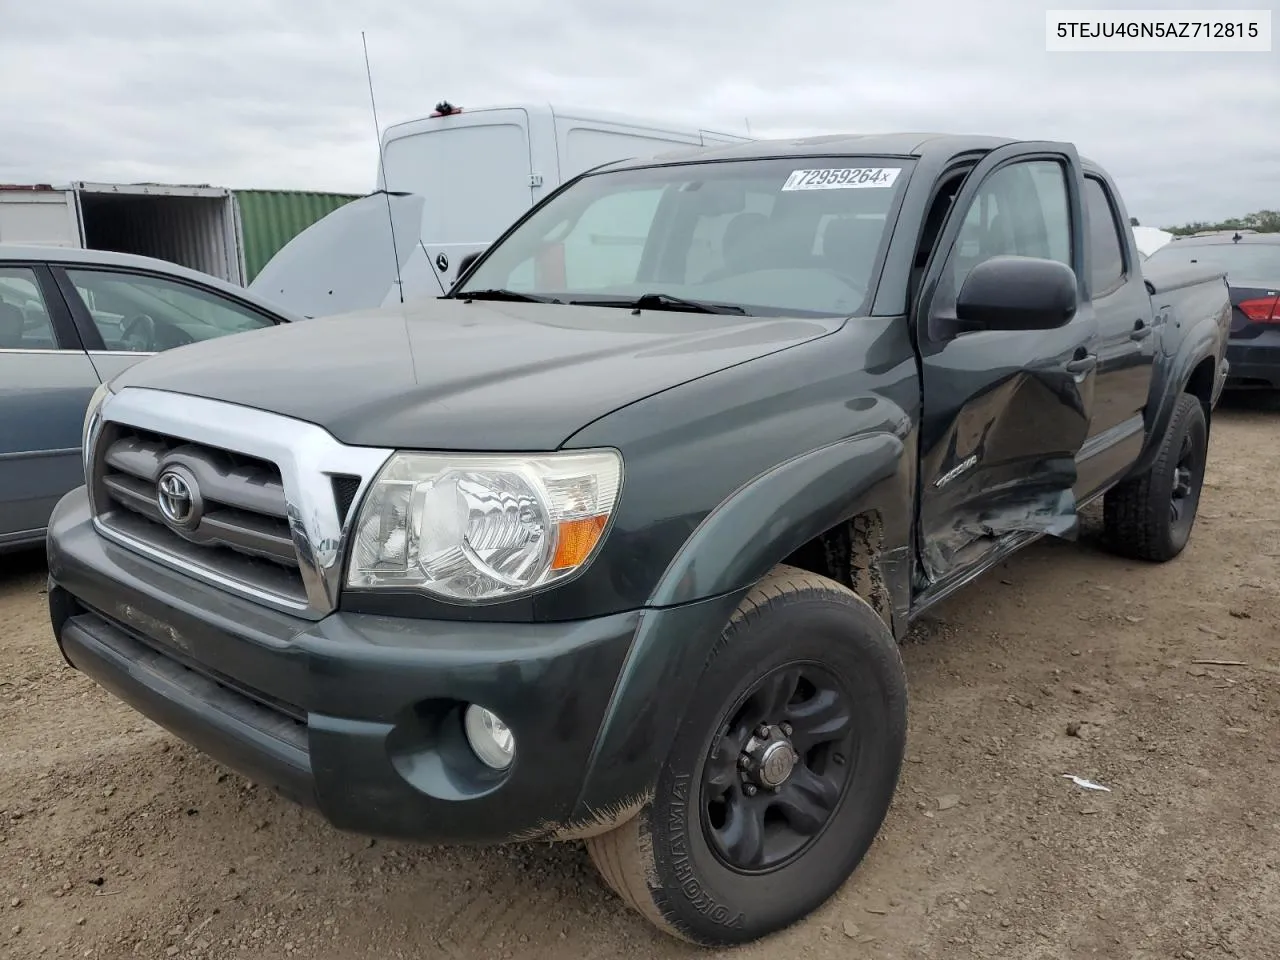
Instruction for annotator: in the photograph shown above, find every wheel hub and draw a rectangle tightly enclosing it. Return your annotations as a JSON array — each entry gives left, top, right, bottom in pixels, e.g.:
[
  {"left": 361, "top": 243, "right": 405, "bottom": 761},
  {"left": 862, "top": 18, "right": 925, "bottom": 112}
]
[
  {"left": 740, "top": 724, "right": 799, "bottom": 790},
  {"left": 701, "top": 663, "right": 858, "bottom": 873}
]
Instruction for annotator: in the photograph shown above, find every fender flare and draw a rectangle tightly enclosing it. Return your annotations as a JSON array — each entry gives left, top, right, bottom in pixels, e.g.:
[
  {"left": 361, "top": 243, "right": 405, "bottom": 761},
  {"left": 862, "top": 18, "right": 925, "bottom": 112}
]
[
  {"left": 569, "top": 431, "right": 914, "bottom": 823},
  {"left": 1131, "top": 326, "right": 1220, "bottom": 478}
]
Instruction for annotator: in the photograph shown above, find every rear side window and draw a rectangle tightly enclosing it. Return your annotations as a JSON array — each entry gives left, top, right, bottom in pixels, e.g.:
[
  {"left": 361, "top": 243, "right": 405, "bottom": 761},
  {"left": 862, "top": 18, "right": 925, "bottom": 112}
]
[
  {"left": 0, "top": 267, "right": 59, "bottom": 350},
  {"left": 1084, "top": 177, "right": 1127, "bottom": 296}
]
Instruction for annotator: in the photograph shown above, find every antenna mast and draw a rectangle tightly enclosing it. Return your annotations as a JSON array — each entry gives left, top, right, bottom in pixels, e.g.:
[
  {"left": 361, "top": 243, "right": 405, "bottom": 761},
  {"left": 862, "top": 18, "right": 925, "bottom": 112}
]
[{"left": 361, "top": 31, "right": 409, "bottom": 304}]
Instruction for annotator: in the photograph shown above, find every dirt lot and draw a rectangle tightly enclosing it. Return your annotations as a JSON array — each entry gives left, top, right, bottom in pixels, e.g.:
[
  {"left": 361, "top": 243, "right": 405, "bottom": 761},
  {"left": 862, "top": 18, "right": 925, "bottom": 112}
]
[{"left": 2, "top": 400, "right": 1278, "bottom": 960}]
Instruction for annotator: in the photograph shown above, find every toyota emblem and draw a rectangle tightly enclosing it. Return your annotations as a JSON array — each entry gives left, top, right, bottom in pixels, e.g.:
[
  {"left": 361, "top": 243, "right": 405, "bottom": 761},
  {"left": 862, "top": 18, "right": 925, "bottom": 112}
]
[{"left": 156, "top": 467, "right": 202, "bottom": 530}]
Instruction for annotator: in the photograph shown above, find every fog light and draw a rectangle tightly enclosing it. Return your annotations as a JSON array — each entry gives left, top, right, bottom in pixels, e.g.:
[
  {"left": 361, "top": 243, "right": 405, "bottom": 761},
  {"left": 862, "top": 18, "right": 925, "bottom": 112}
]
[{"left": 463, "top": 705, "right": 515, "bottom": 770}]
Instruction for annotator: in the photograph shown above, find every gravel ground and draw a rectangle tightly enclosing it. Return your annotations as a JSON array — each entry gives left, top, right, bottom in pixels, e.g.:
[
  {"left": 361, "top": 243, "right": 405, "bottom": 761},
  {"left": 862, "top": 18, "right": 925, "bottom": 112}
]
[{"left": 1, "top": 399, "right": 1277, "bottom": 960}]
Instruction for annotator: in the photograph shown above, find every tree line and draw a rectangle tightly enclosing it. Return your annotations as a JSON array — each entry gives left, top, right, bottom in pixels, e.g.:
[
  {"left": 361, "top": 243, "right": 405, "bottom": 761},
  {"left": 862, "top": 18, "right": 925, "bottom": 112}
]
[{"left": 1143, "top": 210, "right": 1280, "bottom": 236}]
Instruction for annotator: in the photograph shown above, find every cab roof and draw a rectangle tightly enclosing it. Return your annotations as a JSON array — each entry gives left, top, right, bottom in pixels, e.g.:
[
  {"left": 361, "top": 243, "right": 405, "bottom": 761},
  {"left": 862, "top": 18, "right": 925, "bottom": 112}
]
[
  {"left": 610, "top": 132, "right": 1017, "bottom": 167},
  {"left": 598, "top": 133, "right": 1104, "bottom": 175}
]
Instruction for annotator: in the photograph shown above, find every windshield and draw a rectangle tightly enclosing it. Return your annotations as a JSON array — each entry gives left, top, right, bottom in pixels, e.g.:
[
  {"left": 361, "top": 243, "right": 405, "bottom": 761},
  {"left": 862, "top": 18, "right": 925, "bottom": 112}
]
[
  {"left": 455, "top": 157, "right": 911, "bottom": 317},
  {"left": 1146, "top": 241, "right": 1280, "bottom": 285}
]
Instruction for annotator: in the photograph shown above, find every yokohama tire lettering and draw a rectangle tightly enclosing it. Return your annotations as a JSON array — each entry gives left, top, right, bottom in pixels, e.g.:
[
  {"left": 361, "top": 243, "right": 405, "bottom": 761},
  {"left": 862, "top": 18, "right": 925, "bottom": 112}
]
[{"left": 667, "top": 775, "right": 746, "bottom": 928}]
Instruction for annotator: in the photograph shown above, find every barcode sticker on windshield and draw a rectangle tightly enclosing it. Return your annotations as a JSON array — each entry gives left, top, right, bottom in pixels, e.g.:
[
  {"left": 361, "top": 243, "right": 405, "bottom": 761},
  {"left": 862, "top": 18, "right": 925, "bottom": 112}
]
[{"left": 781, "top": 168, "right": 900, "bottom": 191}]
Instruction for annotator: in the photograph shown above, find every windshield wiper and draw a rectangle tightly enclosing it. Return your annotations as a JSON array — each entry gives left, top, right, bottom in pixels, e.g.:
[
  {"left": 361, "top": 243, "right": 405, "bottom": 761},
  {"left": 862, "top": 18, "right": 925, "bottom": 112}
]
[
  {"left": 576, "top": 293, "right": 748, "bottom": 315},
  {"left": 456, "top": 288, "right": 563, "bottom": 304}
]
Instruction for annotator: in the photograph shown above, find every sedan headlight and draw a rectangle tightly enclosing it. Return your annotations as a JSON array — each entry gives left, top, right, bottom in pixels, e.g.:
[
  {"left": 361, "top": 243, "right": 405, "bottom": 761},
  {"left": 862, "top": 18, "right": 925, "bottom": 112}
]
[{"left": 346, "top": 449, "right": 622, "bottom": 602}]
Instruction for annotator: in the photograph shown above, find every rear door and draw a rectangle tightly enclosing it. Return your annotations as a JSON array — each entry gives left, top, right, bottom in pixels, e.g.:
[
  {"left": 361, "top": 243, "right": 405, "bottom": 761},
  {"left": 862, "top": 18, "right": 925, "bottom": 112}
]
[
  {"left": 1074, "top": 174, "right": 1158, "bottom": 495},
  {"left": 915, "top": 142, "right": 1097, "bottom": 586},
  {"left": 0, "top": 262, "right": 100, "bottom": 546},
  {"left": 381, "top": 110, "right": 535, "bottom": 290}
]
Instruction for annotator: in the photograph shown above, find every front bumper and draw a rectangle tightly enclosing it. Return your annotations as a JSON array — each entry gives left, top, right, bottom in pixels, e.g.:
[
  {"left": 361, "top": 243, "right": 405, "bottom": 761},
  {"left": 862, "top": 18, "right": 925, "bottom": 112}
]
[
  {"left": 1226, "top": 333, "right": 1280, "bottom": 389},
  {"left": 47, "top": 488, "right": 639, "bottom": 844}
]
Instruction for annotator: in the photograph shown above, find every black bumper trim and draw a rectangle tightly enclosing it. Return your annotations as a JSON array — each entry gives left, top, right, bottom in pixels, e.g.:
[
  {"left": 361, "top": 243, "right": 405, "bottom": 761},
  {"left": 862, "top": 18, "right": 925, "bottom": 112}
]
[{"left": 61, "top": 612, "right": 315, "bottom": 807}]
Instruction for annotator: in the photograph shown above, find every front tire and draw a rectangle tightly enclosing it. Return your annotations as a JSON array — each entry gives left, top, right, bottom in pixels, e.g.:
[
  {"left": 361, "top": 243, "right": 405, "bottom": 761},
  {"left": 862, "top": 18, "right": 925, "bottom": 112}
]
[
  {"left": 586, "top": 565, "right": 907, "bottom": 945},
  {"left": 1103, "top": 392, "right": 1208, "bottom": 562}
]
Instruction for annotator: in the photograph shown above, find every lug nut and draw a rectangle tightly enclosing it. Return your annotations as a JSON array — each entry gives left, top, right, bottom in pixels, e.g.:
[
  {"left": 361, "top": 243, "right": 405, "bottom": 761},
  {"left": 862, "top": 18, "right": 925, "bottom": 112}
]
[
  {"left": 757, "top": 725, "right": 771, "bottom": 738},
  {"left": 743, "top": 784, "right": 758, "bottom": 797},
  {"left": 738, "top": 755, "right": 750, "bottom": 769},
  {"left": 780, "top": 722, "right": 793, "bottom": 737}
]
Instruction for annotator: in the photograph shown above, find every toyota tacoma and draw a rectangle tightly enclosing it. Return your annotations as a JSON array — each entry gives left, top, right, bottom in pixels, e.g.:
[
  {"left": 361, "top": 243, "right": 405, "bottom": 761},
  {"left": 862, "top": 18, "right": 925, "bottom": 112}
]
[{"left": 47, "top": 134, "right": 1230, "bottom": 946}]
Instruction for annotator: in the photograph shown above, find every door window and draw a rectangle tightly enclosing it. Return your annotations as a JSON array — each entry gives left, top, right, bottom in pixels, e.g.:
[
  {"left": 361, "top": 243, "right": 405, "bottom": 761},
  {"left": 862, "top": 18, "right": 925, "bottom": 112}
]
[
  {"left": 65, "top": 269, "right": 277, "bottom": 353},
  {"left": 949, "top": 159, "right": 1073, "bottom": 292},
  {"left": 0, "top": 267, "right": 59, "bottom": 350},
  {"left": 1083, "top": 177, "right": 1128, "bottom": 296}
]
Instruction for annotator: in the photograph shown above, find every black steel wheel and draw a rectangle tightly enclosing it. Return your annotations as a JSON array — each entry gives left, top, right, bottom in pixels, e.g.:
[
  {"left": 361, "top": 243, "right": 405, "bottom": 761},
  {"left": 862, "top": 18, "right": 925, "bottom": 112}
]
[
  {"left": 1104, "top": 392, "right": 1208, "bottom": 562},
  {"left": 587, "top": 565, "right": 908, "bottom": 946},
  {"left": 1168, "top": 427, "right": 1204, "bottom": 537},
  {"left": 701, "top": 662, "right": 857, "bottom": 874}
]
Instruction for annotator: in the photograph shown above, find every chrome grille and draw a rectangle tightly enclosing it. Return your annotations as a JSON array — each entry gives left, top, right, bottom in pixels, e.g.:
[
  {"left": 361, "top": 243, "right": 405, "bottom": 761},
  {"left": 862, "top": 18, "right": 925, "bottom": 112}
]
[
  {"left": 87, "top": 387, "right": 394, "bottom": 620},
  {"left": 92, "top": 423, "right": 309, "bottom": 605}
]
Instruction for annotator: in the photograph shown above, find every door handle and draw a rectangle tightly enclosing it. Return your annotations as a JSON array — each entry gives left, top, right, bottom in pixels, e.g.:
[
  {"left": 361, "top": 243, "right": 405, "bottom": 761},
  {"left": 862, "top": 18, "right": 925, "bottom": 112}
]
[
  {"left": 1064, "top": 354, "right": 1097, "bottom": 376},
  {"left": 1130, "top": 319, "right": 1152, "bottom": 341}
]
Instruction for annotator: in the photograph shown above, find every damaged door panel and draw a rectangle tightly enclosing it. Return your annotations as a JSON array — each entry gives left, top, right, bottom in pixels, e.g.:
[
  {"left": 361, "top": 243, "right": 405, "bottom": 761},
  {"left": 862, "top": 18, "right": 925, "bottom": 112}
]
[{"left": 913, "top": 143, "right": 1097, "bottom": 588}]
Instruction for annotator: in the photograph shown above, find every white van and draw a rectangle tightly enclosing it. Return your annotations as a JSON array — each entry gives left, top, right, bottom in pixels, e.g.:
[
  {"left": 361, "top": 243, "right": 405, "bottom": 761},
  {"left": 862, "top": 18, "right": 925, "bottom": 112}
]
[{"left": 249, "top": 102, "right": 751, "bottom": 316}]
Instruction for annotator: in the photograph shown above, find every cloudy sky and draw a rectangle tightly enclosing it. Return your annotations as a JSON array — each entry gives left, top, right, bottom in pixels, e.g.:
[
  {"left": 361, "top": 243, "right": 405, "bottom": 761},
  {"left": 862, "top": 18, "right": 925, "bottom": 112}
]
[{"left": 1, "top": 0, "right": 1276, "bottom": 228}]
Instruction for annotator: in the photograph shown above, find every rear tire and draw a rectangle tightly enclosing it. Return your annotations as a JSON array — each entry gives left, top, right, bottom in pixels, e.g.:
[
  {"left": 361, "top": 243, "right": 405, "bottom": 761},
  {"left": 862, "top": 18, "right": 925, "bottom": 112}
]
[
  {"left": 586, "top": 565, "right": 907, "bottom": 946},
  {"left": 1103, "top": 392, "right": 1208, "bottom": 562}
]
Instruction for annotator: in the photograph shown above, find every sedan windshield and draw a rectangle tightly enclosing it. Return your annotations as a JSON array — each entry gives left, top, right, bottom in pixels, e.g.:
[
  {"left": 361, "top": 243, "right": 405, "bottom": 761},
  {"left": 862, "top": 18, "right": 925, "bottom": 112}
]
[{"left": 454, "top": 157, "right": 911, "bottom": 317}]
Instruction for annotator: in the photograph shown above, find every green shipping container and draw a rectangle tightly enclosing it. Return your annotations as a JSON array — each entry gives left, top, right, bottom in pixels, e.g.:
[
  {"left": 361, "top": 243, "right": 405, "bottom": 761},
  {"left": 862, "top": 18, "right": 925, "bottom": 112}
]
[{"left": 234, "top": 189, "right": 362, "bottom": 283}]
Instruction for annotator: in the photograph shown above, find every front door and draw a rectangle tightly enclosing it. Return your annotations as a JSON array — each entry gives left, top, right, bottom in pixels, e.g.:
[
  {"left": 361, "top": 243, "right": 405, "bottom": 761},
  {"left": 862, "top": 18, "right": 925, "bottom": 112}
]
[{"left": 915, "top": 143, "right": 1098, "bottom": 586}]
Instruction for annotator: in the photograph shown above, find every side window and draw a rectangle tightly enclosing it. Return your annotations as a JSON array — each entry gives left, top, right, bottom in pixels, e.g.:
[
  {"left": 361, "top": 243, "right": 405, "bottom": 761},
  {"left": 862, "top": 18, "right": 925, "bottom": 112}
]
[
  {"left": 950, "top": 160, "right": 1072, "bottom": 291},
  {"left": 65, "top": 269, "right": 276, "bottom": 353},
  {"left": 0, "top": 267, "right": 60, "bottom": 350},
  {"left": 507, "top": 188, "right": 665, "bottom": 291},
  {"left": 1083, "top": 177, "right": 1127, "bottom": 296}
]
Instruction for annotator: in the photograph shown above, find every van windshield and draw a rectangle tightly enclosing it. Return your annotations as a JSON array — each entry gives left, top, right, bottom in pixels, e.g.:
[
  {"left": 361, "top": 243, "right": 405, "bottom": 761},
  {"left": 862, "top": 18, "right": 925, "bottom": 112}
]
[{"left": 454, "top": 157, "right": 911, "bottom": 317}]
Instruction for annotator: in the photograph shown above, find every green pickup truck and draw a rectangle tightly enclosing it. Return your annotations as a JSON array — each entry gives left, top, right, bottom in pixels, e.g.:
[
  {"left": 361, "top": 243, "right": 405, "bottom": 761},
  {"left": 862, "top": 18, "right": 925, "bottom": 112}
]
[{"left": 47, "top": 133, "right": 1229, "bottom": 946}]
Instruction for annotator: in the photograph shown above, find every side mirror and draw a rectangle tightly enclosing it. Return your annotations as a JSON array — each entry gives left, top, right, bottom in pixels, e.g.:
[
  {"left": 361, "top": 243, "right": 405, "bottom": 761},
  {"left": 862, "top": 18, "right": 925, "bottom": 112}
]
[
  {"left": 956, "top": 255, "right": 1079, "bottom": 332},
  {"left": 456, "top": 249, "right": 485, "bottom": 278}
]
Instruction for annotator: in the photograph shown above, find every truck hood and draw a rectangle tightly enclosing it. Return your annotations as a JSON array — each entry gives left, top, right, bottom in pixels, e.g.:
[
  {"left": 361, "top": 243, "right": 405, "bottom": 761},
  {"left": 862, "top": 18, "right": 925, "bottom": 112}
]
[{"left": 108, "top": 298, "right": 844, "bottom": 450}]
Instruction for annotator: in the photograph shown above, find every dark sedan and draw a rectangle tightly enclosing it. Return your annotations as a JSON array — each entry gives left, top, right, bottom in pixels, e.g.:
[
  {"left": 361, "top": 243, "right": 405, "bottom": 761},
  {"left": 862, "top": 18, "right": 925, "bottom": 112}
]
[{"left": 1145, "top": 231, "right": 1280, "bottom": 392}]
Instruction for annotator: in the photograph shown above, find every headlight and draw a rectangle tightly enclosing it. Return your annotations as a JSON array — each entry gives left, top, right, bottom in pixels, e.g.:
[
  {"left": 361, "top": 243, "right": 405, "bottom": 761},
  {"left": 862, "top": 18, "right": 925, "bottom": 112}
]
[{"left": 346, "top": 449, "right": 622, "bottom": 602}]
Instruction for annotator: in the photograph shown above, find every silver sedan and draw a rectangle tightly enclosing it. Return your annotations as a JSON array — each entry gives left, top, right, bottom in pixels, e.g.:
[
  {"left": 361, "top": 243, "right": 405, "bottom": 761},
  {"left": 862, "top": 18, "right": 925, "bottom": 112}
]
[{"left": 0, "top": 244, "right": 302, "bottom": 553}]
